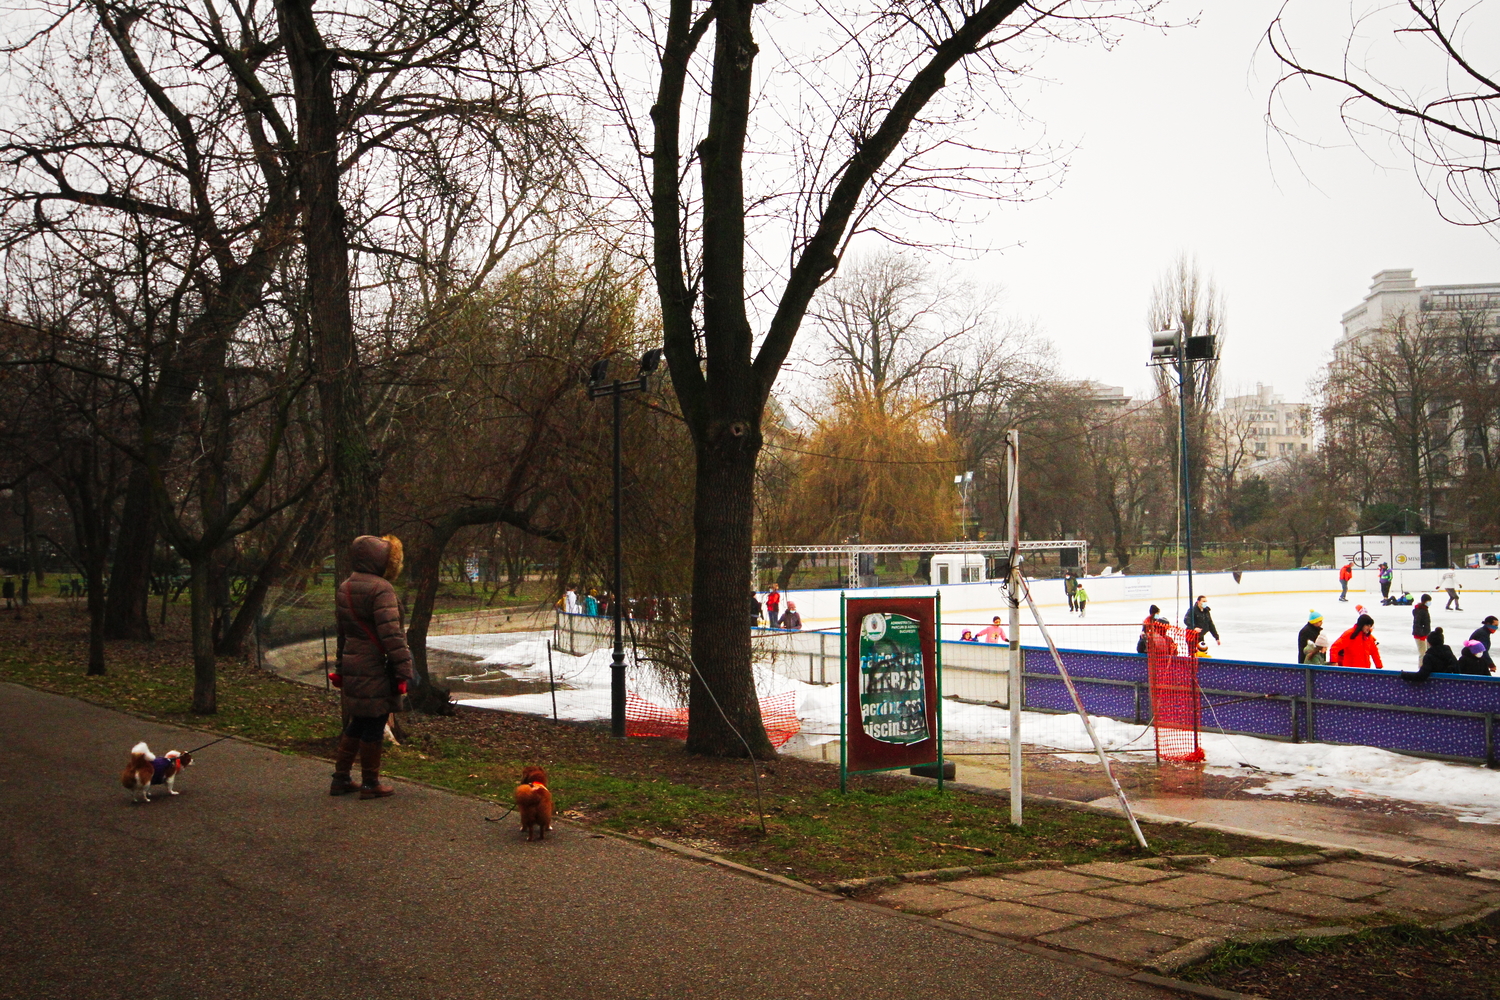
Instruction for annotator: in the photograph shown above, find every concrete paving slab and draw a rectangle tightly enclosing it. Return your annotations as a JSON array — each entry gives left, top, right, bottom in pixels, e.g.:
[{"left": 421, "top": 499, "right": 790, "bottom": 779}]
[
  {"left": 875, "top": 882, "right": 987, "bottom": 914},
  {"left": 1374, "top": 887, "right": 1495, "bottom": 918},
  {"left": 1006, "top": 870, "right": 1118, "bottom": 892},
  {"left": 1397, "top": 874, "right": 1500, "bottom": 898},
  {"left": 1242, "top": 889, "right": 1384, "bottom": 920},
  {"left": 1158, "top": 874, "right": 1275, "bottom": 903},
  {"left": 1037, "top": 925, "right": 1185, "bottom": 965},
  {"left": 1027, "top": 893, "right": 1147, "bottom": 919},
  {"left": 1302, "top": 859, "right": 1424, "bottom": 885},
  {"left": 1185, "top": 859, "right": 1296, "bottom": 883},
  {"left": 944, "top": 900, "right": 1088, "bottom": 938},
  {"left": 1273, "top": 874, "right": 1386, "bottom": 899},
  {"left": 1091, "top": 883, "right": 1218, "bottom": 909},
  {"left": 1064, "top": 862, "right": 1180, "bottom": 884},
  {"left": 1115, "top": 910, "right": 1243, "bottom": 940},
  {"left": 948, "top": 875, "right": 1061, "bottom": 901},
  {"left": 1183, "top": 902, "right": 1304, "bottom": 930}
]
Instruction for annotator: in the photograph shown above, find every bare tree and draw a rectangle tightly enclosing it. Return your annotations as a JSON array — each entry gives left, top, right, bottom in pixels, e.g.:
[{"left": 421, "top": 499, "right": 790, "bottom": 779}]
[
  {"left": 1267, "top": 1, "right": 1500, "bottom": 231},
  {"left": 1204, "top": 398, "right": 1258, "bottom": 539},
  {"left": 807, "top": 252, "right": 978, "bottom": 414},
  {"left": 1321, "top": 312, "right": 1463, "bottom": 527},
  {"left": 1148, "top": 255, "right": 1226, "bottom": 545},
  {"left": 584, "top": 0, "right": 1167, "bottom": 754},
  {"left": 1, "top": 0, "right": 577, "bottom": 639},
  {"left": 1258, "top": 453, "right": 1350, "bottom": 567},
  {"left": 381, "top": 253, "right": 693, "bottom": 710}
]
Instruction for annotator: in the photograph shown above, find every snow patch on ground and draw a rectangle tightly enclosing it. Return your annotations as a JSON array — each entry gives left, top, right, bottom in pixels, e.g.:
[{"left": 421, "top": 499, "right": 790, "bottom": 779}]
[{"left": 428, "top": 628, "right": 1500, "bottom": 824}]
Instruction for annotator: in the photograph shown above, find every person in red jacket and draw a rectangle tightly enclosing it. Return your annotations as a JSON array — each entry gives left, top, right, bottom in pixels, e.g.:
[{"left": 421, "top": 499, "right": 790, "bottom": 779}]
[
  {"left": 1329, "top": 613, "right": 1384, "bottom": 669},
  {"left": 1338, "top": 562, "right": 1354, "bottom": 602}
]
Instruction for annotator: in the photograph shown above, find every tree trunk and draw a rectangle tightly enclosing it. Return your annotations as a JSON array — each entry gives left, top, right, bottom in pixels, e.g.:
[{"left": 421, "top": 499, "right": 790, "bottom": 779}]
[
  {"left": 403, "top": 522, "right": 456, "bottom": 715},
  {"left": 775, "top": 552, "right": 803, "bottom": 591},
  {"left": 217, "top": 507, "right": 327, "bottom": 656},
  {"left": 189, "top": 556, "right": 217, "bottom": 714},
  {"left": 686, "top": 438, "right": 775, "bottom": 758},
  {"left": 85, "top": 552, "right": 107, "bottom": 676},
  {"left": 278, "top": 0, "right": 381, "bottom": 574},
  {"left": 217, "top": 575, "right": 269, "bottom": 659},
  {"left": 104, "top": 468, "right": 157, "bottom": 641},
  {"left": 21, "top": 480, "right": 42, "bottom": 586}
]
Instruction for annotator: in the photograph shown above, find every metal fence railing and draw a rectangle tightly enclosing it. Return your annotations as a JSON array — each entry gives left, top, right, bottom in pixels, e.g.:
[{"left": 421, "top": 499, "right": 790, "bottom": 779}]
[{"left": 553, "top": 611, "right": 844, "bottom": 684}]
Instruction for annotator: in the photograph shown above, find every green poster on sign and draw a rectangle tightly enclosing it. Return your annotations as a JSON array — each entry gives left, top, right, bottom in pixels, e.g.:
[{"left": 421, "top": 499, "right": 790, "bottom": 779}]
[{"left": 859, "top": 612, "right": 929, "bottom": 744}]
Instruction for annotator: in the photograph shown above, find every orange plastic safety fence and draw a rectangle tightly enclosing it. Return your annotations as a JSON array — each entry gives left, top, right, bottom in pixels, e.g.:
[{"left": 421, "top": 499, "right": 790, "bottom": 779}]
[
  {"left": 625, "top": 690, "right": 801, "bottom": 748},
  {"left": 1144, "top": 624, "right": 1205, "bottom": 763}
]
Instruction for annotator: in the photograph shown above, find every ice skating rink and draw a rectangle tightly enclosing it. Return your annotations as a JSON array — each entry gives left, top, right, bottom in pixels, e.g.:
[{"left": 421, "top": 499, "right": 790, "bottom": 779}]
[
  {"left": 791, "top": 566, "right": 1500, "bottom": 669},
  {"left": 429, "top": 567, "right": 1500, "bottom": 824}
]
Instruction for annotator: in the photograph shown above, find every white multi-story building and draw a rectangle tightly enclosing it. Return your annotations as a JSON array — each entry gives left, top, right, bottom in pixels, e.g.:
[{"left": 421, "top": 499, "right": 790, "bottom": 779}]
[
  {"left": 1330, "top": 268, "right": 1500, "bottom": 524},
  {"left": 1339, "top": 268, "right": 1500, "bottom": 353},
  {"left": 1080, "top": 381, "right": 1131, "bottom": 410},
  {"left": 1219, "top": 384, "right": 1316, "bottom": 471}
]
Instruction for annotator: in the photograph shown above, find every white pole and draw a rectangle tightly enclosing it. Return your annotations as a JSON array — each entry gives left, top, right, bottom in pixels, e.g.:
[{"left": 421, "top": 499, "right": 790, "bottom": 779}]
[
  {"left": 1019, "top": 577, "right": 1149, "bottom": 849},
  {"left": 1006, "top": 430, "right": 1023, "bottom": 826}
]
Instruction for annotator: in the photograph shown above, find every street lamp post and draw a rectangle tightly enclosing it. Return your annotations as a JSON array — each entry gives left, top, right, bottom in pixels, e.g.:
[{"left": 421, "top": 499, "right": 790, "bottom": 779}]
[
  {"left": 588, "top": 348, "right": 663, "bottom": 737},
  {"left": 953, "top": 470, "right": 973, "bottom": 540}
]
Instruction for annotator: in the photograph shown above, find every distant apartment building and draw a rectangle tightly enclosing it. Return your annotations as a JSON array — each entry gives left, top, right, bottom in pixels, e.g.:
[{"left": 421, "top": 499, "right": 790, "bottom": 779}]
[
  {"left": 1219, "top": 384, "right": 1315, "bottom": 471},
  {"left": 1079, "top": 381, "right": 1131, "bottom": 410},
  {"left": 1330, "top": 269, "right": 1500, "bottom": 524},
  {"left": 1339, "top": 268, "right": 1500, "bottom": 354}
]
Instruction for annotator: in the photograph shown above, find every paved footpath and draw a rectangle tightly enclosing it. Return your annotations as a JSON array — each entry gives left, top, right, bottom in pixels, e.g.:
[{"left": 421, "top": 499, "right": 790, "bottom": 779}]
[
  {"left": 0, "top": 683, "right": 1173, "bottom": 1000},
  {"left": 868, "top": 852, "right": 1500, "bottom": 973}
]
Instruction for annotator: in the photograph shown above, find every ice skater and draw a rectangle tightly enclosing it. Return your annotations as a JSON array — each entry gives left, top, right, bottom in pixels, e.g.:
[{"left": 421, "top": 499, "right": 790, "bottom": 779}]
[
  {"left": 1063, "top": 571, "right": 1078, "bottom": 613},
  {"left": 1467, "top": 616, "right": 1497, "bottom": 673},
  {"left": 1439, "top": 568, "right": 1461, "bottom": 611},
  {"left": 1329, "top": 613, "right": 1384, "bottom": 669},
  {"left": 1184, "top": 595, "right": 1219, "bottom": 647},
  {"left": 1303, "top": 632, "right": 1331, "bottom": 665},
  {"left": 1412, "top": 594, "right": 1432, "bottom": 667},
  {"left": 1405, "top": 627, "right": 1456, "bottom": 681},
  {"left": 1074, "top": 582, "right": 1088, "bottom": 617},
  {"left": 1377, "top": 563, "right": 1393, "bottom": 603},
  {"left": 1338, "top": 561, "right": 1353, "bottom": 602},
  {"left": 1137, "top": 605, "right": 1169, "bottom": 654},
  {"left": 1297, "top": 610, "right": 1323, "bottom": 664},
  {"left": 975, "top": 615, "right": 1008, "bottom": 643}
]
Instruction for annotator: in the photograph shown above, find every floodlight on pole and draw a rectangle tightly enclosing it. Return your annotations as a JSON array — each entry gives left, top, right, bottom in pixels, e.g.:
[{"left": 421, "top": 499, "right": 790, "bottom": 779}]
[{"left": 1146, "top": 328, "right": 1218, "bottom": 609}]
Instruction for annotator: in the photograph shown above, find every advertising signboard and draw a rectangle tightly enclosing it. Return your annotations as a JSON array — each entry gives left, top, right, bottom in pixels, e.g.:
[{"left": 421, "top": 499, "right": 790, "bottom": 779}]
[
  {"left": 1335, "top": 534, "right": 1422, "bottom": 570},
  {"left": 841, "top": 594, "right": 941, "bottom": 787}
]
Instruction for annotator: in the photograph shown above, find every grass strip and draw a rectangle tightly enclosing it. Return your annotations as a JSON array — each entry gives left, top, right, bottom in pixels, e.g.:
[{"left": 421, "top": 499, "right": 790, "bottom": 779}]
[
  {"left": 1184, "top": 920, "right": 1500, "bottom": 999},
  {"left": 0, "top": 605, "right": 1305, "bottom": 884}
]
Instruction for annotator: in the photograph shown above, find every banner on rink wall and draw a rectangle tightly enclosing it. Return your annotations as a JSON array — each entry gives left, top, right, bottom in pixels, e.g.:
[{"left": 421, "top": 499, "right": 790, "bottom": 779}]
[
  {"left": 841, "top": 594, "right": 941, "bottom": 782},
  {"left": 1334, "top": 534, "right": 1421, "bottom": 570}
]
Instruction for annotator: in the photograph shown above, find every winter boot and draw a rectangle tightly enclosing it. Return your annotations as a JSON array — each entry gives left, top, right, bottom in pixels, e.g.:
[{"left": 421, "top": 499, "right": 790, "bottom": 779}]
[
  {"left": 358, "top": 741, "right": 394, "bottom": 799},
  {"left": 329, "top": 735, "right": 361, "bottom": 795}
]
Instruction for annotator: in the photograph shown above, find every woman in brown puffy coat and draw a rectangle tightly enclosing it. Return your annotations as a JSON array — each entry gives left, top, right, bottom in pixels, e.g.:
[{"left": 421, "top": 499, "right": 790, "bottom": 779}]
[{"left": 328, "top": 535, "right": 415, "bottom": 798}]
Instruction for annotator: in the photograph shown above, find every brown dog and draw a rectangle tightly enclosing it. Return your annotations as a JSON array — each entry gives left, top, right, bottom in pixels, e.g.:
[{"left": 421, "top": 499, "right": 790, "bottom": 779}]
[
  {"left": 120, "top": 742, "right": 193, "bottom": 803},
  {"left": 513, "top": 765, "right": 553, "bottom": 841}
]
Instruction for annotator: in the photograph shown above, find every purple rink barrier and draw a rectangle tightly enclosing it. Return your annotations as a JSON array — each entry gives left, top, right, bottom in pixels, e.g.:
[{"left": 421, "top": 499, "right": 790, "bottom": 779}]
[{"left": 1017, "top": 645, "right": 1500, "bottom": 767}]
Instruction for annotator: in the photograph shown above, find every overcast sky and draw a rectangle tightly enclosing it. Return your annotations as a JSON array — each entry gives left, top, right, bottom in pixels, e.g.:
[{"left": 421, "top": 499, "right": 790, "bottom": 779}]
[{"left": 934, "top": 0, "right": 1499, "bottom": 405}]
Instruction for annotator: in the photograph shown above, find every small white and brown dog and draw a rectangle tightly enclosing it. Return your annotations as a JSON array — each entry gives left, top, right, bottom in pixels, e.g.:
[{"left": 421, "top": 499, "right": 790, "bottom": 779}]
[{"left": 120, "top": 742, "right": 192, "bottom": 803}]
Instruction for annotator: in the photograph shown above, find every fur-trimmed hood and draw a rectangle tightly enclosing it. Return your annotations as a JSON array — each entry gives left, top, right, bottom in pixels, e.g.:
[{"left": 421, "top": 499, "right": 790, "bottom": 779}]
[{"left": 349, "top": 535, "right": 404, "bottom": 581}]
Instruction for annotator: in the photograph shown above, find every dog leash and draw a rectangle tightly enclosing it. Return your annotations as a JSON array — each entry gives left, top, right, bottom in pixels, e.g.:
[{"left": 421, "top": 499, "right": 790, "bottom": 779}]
[
  {"left": 483, "top": 780, "right": 547, "bottom": 822},
  {"left": 182, "top": 735, "right": 235, "bottom": 755}
]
